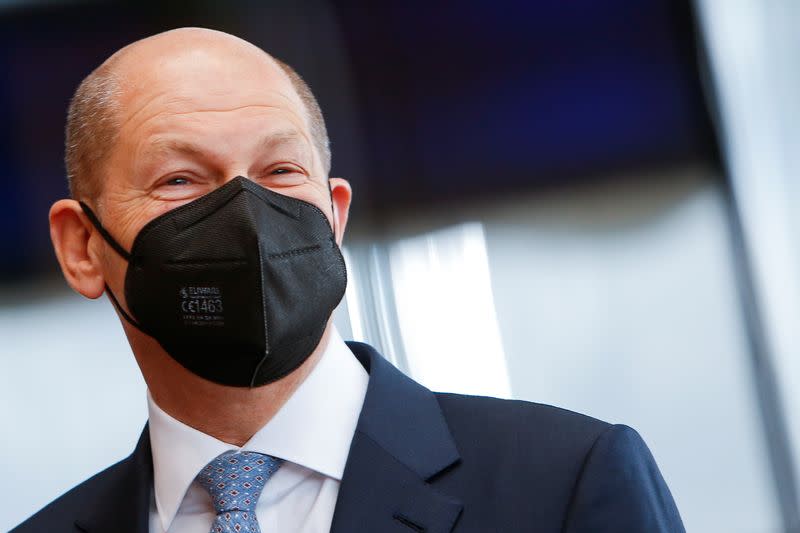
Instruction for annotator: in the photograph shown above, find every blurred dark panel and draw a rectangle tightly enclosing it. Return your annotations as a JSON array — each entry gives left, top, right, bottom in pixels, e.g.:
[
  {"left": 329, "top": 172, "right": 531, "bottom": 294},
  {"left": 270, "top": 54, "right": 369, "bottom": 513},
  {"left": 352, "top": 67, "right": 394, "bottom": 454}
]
[
  {"left": 334, "top": 0, "right": 720, "bottom": 210},
  {"left": 0, "top": 3, "right": 147, "bottom": 280}
]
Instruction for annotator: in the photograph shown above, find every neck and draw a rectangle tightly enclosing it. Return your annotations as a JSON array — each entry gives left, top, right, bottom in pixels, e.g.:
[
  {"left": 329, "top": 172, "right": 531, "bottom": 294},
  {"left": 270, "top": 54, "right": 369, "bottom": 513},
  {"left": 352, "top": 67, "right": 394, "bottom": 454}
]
[{"left": 130, "top": 323, "right": 332, "bottom": 447}]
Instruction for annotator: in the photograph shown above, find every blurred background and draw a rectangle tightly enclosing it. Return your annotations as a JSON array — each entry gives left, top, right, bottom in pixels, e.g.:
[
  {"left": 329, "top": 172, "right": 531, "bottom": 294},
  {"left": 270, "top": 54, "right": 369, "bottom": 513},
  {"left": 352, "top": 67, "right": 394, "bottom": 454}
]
[{"left": 1, "top": 0, "right": 799, "bottom": 531}]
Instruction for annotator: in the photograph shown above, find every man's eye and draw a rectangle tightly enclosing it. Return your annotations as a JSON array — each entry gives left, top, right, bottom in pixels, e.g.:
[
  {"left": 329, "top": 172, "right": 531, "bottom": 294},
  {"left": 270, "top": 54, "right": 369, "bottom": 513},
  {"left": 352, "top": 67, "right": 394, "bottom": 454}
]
[
  {"left": 262, "top": 167, "right": 305, "bottom": 185},
  {"left": 165, "top": 176, "right": 191, "bottom": 186}
]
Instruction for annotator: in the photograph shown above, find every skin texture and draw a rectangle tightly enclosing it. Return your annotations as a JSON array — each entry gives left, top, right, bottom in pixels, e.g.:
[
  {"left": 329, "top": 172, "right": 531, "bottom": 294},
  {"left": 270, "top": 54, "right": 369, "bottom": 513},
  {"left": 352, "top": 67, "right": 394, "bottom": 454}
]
[{"left": 48, "top": 28, "right": 352, "bottom": 446}]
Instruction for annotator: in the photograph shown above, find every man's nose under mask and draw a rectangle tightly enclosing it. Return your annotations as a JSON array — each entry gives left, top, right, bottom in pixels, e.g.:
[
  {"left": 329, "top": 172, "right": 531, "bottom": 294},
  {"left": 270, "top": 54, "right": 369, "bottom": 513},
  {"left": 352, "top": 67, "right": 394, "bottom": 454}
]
[{"left": 80, "top": 176, "right": 347, "bottom": 387}]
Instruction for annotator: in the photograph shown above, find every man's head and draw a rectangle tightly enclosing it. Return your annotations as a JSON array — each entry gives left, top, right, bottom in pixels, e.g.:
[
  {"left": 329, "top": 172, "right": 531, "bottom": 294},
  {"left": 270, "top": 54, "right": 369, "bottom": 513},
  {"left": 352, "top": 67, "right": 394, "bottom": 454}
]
[{"left": 49, "top": 28, "right": 352, "bottom": 392}]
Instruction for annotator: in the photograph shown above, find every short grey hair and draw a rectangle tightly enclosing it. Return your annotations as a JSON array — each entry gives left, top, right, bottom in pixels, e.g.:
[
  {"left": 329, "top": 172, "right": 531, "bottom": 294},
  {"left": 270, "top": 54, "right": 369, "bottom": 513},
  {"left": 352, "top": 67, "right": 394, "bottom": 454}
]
[{"left": 65, "top": 62, "right": 122, "bottom": 200}]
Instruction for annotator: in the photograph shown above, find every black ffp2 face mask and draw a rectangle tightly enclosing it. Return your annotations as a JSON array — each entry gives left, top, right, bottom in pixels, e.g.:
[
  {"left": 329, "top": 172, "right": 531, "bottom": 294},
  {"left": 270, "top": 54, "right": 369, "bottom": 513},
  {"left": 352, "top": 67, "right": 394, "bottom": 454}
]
[{"left": 80, "top": 176, "right": 347, "bottom": 388}]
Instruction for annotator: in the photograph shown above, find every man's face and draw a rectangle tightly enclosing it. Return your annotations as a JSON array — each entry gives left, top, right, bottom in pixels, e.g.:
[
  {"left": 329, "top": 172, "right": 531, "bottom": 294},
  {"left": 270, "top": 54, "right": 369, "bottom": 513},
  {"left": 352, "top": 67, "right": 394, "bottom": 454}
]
[{"left": 91, "top": 35, "right": 339, "bottom": 307}]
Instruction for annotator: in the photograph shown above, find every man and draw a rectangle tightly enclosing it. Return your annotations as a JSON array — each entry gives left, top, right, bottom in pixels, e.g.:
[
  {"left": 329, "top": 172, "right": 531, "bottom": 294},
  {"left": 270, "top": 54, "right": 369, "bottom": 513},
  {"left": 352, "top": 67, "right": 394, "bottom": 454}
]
[{"left": 13, "top": 28, "right": 684, "bottom": 533}]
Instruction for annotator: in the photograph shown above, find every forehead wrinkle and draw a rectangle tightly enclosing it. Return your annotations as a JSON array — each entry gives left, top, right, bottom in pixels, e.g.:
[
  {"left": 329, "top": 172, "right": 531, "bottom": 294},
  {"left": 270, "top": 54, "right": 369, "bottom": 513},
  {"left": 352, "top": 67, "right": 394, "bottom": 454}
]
[
  {"left": 128, "top": 103, "right": 310, "bottom": 154},
  {"left": 163, "top": 101, "right": 298, "bottom": 117},
  {"left": 121, "top": 101, "right": 297, "bottom": 139}
]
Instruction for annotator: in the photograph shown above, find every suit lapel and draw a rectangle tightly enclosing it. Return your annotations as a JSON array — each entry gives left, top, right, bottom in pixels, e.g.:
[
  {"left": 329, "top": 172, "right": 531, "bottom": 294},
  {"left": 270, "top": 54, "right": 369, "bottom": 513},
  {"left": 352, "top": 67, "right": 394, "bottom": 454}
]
[
  {"left": 74, "top": 425, "right": 152, "bottom": 533},
  {"left": 331, "top": 342, "right": 464, "bottom": 533}
]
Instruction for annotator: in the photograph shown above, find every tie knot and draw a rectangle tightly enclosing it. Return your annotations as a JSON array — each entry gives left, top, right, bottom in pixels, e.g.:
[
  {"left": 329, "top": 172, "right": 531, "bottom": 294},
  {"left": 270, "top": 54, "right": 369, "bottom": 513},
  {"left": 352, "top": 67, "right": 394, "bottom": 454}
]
[{"left": 196, "top": 451, "right": 282, "bottom": 514}]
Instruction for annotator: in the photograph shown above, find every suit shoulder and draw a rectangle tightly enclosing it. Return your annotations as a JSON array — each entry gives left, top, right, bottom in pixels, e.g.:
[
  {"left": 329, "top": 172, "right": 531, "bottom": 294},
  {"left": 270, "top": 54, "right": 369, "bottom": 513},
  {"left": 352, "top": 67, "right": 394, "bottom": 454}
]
[
  {"left": 435, "top": 392, "right": 611, "bottom": 453},
  {"left": 435, "top": 391, "right": 610, "bottom": 434},
  {"left": 10, "top": 457, "right": 131, "bottom": 533},
  {"left": 564, "top": 424, "right": 685, "bottom": 531}
]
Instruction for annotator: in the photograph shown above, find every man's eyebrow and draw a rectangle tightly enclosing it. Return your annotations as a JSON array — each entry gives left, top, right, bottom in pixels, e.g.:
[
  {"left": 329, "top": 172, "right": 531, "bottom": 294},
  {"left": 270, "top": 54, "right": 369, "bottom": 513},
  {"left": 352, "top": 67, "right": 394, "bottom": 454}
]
[
  {"left": 257, "top": 129, "right": 314, "bottom": 166},
  {"left": 264, "top": 128, "right": 302, "bottom": 142},
  {"left": 145, "top": 138, "right": 205, "bottom": 158},
  {"left": 258, "top": 129, "right": 308, "bottom": 151},
  {"left": 145, "top": 130, "right": 309, "bottom": 159}
]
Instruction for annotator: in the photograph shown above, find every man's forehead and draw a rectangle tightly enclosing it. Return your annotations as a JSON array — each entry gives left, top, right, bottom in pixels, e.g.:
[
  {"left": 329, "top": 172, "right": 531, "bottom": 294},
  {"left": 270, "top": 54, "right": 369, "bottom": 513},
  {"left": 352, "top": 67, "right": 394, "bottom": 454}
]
[{"left": 110, "top": 30, "right": 302, "bottom": 121}]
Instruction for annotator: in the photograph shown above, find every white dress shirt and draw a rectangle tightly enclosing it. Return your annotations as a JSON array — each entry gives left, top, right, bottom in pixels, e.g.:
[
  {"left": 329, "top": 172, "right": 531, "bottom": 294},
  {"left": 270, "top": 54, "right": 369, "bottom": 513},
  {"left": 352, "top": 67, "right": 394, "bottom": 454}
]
[{"left": 147, "top": 327, "right": 369, "bottom": 533}]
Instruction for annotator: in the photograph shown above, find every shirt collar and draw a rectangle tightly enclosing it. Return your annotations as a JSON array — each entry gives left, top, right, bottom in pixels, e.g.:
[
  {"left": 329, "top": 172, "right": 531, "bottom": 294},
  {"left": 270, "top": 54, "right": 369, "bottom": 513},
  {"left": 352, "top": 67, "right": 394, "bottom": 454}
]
[{"left": 147, "top": 327, "right": 369, "bottom": 532}]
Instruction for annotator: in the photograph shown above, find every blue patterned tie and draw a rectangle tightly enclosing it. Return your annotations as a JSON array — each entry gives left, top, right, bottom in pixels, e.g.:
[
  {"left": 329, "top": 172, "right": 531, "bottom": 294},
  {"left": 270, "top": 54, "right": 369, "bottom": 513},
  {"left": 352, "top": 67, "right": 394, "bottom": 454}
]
[{"left": 197, "top": 451, "right": 283, "bottom": 533}]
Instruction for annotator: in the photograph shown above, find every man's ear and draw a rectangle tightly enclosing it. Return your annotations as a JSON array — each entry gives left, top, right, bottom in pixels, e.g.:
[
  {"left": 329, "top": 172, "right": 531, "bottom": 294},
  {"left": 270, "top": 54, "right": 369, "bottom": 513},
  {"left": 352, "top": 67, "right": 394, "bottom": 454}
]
[
  {"left": 329, "top": 177, "right": 352, "bottom": 245},
  {"left": 49, "top": 199, "right": 106, "bottom": 299}
]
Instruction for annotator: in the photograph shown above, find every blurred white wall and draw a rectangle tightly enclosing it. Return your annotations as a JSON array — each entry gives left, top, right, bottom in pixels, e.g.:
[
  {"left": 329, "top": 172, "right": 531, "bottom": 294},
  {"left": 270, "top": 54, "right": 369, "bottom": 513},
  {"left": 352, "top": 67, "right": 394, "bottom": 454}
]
[
  {"left": 388, "top": 223, "right": 511, "bottom": 398},
  {"left": 698, "top": 1, "right": 800, "bottom": 517},
  {"left": 0, "top": 287, "right": 145, "bottom": 531}
]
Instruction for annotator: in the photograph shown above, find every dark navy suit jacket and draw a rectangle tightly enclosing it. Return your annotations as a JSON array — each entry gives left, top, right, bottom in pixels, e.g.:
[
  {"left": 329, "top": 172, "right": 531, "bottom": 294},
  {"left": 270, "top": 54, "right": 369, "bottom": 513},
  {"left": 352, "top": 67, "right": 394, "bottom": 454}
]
[{"left": 12, "top": 341, "right": 685, "bottom": 532}]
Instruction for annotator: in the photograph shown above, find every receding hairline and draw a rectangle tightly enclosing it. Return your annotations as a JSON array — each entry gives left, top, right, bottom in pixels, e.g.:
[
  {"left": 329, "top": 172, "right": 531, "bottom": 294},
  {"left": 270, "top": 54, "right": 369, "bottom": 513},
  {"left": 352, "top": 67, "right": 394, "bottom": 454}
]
[{"left": 65, "top": 28, "right": 331, "bottom": 201}]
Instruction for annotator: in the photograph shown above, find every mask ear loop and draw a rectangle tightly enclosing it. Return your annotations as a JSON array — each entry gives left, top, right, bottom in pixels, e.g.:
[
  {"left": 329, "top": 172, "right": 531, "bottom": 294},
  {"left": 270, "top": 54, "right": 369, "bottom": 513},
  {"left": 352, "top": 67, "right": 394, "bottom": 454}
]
[
  {"left": 328, "top": 179, "right": 338, "bottom": 239},
  {"left": 79, "top": 201, "right": 132, "bottom": 262},
  {"left": 78, "top": 201, "right": 151, "bottom": 335}
]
